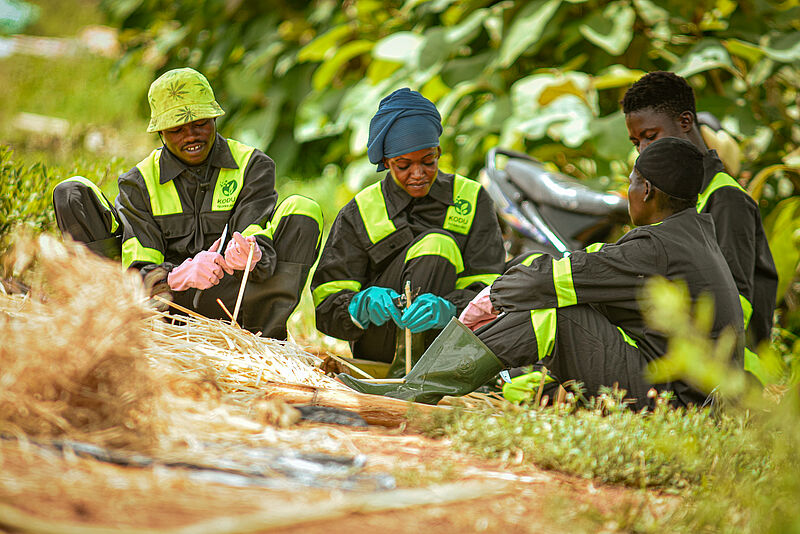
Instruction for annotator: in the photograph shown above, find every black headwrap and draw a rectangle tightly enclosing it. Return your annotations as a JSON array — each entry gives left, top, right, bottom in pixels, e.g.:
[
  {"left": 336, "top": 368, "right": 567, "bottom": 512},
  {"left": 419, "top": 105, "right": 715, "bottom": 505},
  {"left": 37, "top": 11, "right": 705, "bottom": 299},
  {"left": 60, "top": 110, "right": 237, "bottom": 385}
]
[
  {"left": 367, "top": 88, "right": 442, "bottom": 172},
  {"left": 634, "top": 137, "right": 705, "bottom": 199}
]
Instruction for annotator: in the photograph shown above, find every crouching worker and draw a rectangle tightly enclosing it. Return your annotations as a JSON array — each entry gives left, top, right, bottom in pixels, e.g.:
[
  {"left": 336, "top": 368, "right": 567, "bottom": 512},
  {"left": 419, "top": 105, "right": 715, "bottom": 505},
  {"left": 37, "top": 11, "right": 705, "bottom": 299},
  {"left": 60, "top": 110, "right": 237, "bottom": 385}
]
[
  {"left": 53, "top": 68, "right": 323, "bottom": 339},
  {"left": 311, "top": 88, "right": 505, "bottom": 374},
  {"left": 339, "top": 137, "right": 744, "bottom": 409}
]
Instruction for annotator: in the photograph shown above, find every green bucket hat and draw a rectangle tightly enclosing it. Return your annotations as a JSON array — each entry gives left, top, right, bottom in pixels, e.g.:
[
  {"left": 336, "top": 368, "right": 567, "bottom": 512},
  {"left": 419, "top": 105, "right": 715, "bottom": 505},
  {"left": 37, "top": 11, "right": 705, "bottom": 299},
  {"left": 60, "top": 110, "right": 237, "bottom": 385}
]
[{"left": 146, "top": 67, "right": 225, "bottom": 133}]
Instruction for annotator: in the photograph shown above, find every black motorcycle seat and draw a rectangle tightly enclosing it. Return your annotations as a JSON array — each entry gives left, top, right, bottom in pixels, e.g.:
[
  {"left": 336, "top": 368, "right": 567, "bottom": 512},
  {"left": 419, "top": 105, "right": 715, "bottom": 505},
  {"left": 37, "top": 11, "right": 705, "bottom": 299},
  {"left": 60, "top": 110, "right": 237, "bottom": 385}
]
[{"left": 505, "top": 159, "right": 628, "bottom": 216}]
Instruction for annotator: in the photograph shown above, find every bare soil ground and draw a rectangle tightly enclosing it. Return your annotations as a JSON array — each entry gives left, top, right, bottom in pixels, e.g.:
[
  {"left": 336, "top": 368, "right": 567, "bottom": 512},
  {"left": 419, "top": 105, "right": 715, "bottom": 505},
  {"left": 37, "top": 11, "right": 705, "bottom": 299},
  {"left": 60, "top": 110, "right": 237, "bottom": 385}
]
[{"left": 0, "top": 421, "right": 676, "bottom": 533}]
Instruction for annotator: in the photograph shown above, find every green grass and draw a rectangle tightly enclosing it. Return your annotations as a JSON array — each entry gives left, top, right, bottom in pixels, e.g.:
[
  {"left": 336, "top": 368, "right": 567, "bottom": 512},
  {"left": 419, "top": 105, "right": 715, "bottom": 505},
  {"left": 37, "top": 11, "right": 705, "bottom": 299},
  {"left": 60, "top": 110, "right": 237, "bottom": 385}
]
[{"left": 26, "top": 0, "right": 105, "bottom": 37}]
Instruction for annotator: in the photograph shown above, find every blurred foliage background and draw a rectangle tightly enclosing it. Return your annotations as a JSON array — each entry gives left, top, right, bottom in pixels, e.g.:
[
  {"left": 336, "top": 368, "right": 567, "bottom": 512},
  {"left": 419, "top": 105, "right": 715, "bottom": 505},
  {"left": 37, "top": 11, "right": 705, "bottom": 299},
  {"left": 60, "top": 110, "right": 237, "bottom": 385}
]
[
  {"left": 2, "top": 2, "right": 800, "bottom": 531},
  {"left": 2, "top": 0, "right": 799, "bottom": 343},
  {"left": 102, "top": 0, "right": 800, "bottom": 327}
]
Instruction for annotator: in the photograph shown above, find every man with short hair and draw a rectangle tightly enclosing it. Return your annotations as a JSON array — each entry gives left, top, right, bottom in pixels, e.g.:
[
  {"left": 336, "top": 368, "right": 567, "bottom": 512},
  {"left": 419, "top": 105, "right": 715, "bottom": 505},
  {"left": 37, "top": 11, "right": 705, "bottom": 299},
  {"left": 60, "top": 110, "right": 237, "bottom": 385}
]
[
  {"left": 53, "top": 67, "right": 323, "bottom": 339},
  {"left": 339, "top": 138, "right": 744, "bottom": 410},
  {"left": 622, "top": 71, "right": 778, "bottom": 383}
]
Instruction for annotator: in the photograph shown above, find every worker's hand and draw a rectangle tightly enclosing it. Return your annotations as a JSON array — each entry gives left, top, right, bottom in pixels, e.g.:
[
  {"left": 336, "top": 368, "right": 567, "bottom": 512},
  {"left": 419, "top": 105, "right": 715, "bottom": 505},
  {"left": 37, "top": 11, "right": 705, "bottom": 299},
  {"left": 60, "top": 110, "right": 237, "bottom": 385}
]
[
  {"left": 348, "top": 286, "right": 403, "bottom": 329},
  {"left": 401, "top": 293, "right": 456, "bottom": 333},
  {"left": 459, "top": 286, "right": 498, "bottom": 331},
  {"left": 224, "top": 232, "right": 262, "bottom": 271},
  {"left": 167, "top": 238, "right": 232, "bottom": 291}
]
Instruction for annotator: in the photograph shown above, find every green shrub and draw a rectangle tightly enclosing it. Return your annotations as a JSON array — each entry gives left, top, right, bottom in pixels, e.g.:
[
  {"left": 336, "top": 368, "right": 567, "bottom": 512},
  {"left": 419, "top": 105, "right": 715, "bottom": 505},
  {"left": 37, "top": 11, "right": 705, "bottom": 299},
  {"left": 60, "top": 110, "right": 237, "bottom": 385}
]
[{"left": 0, "top": 146, "right": 56, "bottom": 254}]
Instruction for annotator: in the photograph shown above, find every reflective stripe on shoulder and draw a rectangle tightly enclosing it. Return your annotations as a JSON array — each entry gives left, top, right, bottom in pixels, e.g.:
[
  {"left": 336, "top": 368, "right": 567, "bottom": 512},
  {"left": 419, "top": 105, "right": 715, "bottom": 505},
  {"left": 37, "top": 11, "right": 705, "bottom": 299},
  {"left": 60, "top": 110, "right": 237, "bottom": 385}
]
[
  {"left": 312, "top": 280, "right": 362, "bottom": 307},
  {"left": 121, "top": 237, "right": 164, "bottom": 269},
  {"left": 355, "top": 181, "right": 396, "bottom": 244},
  {"left": 211, "top": 139, "right": 255, "bottom": 212},
  {"left": 584, "top": 242, "right": 605, "bottom": 253},
  {"left": 443, "top": 175, "right": 481, "bottom": 235},
  {"left": 136, "top": 148, "right": 182, "bottom": 216},
  {"left": 60, "top": 176, "right": 119, "bottom": 233},
  {"left": 697, "top": 171, "right": 745, "bottom": 213}
]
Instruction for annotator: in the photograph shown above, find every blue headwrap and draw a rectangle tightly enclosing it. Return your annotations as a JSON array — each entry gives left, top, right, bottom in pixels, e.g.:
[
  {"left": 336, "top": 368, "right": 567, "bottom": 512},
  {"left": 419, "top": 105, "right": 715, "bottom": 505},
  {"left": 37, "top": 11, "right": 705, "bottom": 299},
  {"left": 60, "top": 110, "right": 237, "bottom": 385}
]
[{"left": 367, "top": 88, "right": 442, "bottom": 172}]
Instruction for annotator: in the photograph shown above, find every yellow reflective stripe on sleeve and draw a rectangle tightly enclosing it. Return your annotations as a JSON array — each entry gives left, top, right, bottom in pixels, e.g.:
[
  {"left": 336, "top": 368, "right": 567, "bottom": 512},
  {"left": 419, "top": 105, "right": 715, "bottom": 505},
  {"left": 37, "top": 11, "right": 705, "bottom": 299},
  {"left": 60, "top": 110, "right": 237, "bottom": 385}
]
[
  {"left": 241, "top": 195, "right": 324, "bottom": 246},
  {"left": 530, "top": 308, "right": 557, "bottom": 359},
  {"left": 520, "top": 252, "right": 543, "bottom": 266},
  {"left": 697, "top": 172, "right": 746, "bottom": 213},
  {"left": 455, "top": 273, "right": 500, "bottom": 290},
  {"left": 242, "top": 223, "right": 265, "bottom": 238},
  {"left": 61, "top": 176, "right": 119, "bottom": 233},
  {"left": 584, "top": 242, "right": 605, "bottom": 253},
  {"left": 355, "top": 181, "right": 396, "bottom": 244},
  {"left": 266, "top": 195, "right": 324, "bottom": 246},
  {"left": 211, "top": 139, "right": 255, "bottom": 212},
  {"left": 404, "top": 232, "right": 464, "bottom": 273},
  {"left": 617, "top": 327, "right": 638, "bottom": 348},
  {"left": 740, "top": 294, "right": 753, "bottom": 329},
  {"left": 443, "top": 175, "right": 481, "bottom": 235},
  {"left": 312, "top": 280, "right": 362, "bottom": 307},
  {"left": 136, "top": 148, "right": 182, "bottom": 216},
  {"left": 121, "top": 237, "right": 164, "bottom": 269},
  {"left": 552, "top": 257, "right": 577, "bottom": 307}
]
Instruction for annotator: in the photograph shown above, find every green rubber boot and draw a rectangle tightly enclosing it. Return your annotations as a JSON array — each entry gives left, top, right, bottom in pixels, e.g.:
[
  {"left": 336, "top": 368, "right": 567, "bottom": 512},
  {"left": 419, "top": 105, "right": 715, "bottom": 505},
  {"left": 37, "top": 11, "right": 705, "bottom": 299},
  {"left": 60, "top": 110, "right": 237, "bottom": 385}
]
[{"left": 338, "top": 318, "right": 503, "bottom": 405}]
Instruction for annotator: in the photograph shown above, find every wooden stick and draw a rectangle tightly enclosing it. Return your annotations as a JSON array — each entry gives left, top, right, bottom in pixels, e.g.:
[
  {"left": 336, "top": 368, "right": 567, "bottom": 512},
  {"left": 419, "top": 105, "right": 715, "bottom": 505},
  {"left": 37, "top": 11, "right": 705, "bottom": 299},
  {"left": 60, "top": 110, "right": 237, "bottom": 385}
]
[
  {"left": 216, "top": 298, "right": 235, "bottom": 322},
  {"left": 152, "top": 295, "right": 207, "bottom": 321},
  {"left": 231, "top": 242, "right": 255, "bottom": 327},
  {"left": 261, "top": 380, "right": 446, "bottom": 427},
  {"left": 324, "top": 353, "right": 375, "bottom": 379},
  {"left": 404, "top": 280, "right": 412, "bottom": 375}
]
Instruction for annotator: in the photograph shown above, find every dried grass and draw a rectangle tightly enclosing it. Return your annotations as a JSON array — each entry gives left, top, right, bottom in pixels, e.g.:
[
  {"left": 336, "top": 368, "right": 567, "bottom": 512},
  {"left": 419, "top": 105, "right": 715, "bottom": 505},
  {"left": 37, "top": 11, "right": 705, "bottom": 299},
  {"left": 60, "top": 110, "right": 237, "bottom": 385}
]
[
  {"left": 0, "top": 234, "right": 342, "bottom": 455},
  {"left": 0, "top": 234, "right": 164, "bottom": 452}
]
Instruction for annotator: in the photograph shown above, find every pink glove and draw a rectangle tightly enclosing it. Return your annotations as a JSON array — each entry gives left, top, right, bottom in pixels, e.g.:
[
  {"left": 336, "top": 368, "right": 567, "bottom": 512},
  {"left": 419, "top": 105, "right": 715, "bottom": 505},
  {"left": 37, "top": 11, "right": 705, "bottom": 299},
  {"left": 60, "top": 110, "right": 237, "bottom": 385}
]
[
  {"left": 168, "top": 238, "right": 232, "bottom": 291},
  {"left": 224, "top": 231, "right": 263, "bottom": 271},
  {"left": 459, "top": 285, "right": 499, "bottom": 331}
]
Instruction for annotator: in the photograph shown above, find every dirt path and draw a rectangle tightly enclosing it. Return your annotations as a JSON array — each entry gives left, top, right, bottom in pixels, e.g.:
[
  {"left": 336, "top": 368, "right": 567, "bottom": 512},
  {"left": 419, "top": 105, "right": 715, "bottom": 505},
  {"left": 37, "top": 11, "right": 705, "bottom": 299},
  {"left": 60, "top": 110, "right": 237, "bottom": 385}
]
[{"left": 0, "top": 423, "right": 675, "bottom": 533}]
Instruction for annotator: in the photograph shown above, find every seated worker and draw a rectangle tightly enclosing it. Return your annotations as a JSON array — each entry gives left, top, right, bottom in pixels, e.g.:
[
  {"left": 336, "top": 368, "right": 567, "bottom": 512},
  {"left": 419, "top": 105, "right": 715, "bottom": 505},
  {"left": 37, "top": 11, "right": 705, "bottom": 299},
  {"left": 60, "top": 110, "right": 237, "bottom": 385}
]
[
  {"left": 53, "top": 67, "right": 323, "bottom": 340},
  {"left": 338, "top": 137, "right": 745, "bottom": 409},
  {"left": 622, "top": 71, "right": 778, "bottom": 384},
  {"left": 311, "top": 88, "right": 505, "bottom": 372}
]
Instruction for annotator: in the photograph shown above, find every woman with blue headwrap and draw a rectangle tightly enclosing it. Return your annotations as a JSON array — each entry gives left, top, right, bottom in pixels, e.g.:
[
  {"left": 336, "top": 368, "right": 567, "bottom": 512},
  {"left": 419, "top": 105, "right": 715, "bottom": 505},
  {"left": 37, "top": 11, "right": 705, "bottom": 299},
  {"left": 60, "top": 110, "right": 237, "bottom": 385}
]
[{"left": 311, "top": 88, "right": 505, "bottom": 371}]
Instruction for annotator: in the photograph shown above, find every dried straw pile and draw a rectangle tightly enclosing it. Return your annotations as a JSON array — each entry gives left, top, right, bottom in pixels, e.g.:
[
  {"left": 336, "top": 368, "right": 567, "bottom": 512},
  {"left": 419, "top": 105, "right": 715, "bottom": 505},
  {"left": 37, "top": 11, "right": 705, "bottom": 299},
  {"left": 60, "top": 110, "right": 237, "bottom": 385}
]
[
  {"left": 0, "top": 235, "right": 164, "bottom": 452},
  {"left": 0, "top": 235, "right": 346, "bottom": 455}
]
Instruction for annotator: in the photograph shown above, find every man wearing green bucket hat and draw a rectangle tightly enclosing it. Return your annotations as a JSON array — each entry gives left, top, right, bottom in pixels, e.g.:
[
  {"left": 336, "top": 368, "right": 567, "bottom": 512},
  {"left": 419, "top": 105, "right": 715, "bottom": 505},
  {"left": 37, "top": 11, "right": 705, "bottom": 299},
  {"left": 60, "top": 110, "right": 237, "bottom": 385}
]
[{"left": 53, "top": 67, "right": 323, "bottom": 339}]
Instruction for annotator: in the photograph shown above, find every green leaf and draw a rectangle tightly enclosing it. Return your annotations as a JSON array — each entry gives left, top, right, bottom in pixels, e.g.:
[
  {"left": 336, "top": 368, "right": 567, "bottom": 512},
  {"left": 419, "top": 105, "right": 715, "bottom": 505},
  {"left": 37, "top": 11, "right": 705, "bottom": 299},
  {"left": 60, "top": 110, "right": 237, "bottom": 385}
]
[
  {"left": 632, "top": 0, "right": 668, "bottom": 25},
  {"left": 372, "top": 32, "right": 424, "bottom": 66},
  {"left": 762, "top": 196, "right": 800, "bottom": 303},
  {"left": 589, "top": 111, "right": 632, "bottom": 161},
  {"left": 673, "top": 39, "right": 736, "bottom": 78},
  {"left": 311, "top": 40, "right": 374, "bottom": 91},
  {"left": 496, "top": 0, "right": 562, "bottom": 68},
  {"left": 724, "top": 39, "right": 764, "bottom": 65},
  {"left": 298, "top": 25, "right": 353, "bottom": 62},
  {"left": 579, "top": 1, "right": 636, "bottom": 56},
  {"left": 762, "top": 32, "right": 800, "bottom": 63},
  {"left": 592, "top": 64, "right": 646, "bottom": 90}
]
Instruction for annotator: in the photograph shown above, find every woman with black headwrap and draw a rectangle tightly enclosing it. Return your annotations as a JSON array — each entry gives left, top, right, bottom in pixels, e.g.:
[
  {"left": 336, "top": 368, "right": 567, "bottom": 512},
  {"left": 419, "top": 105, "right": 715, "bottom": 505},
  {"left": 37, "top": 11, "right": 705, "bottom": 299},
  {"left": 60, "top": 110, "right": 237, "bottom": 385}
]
[
  {"left": 340, "top": 137, "right": 745, "bottom": 410},
  {"left": 311, "top": 88, "right": 505, "bottom": 371}
]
